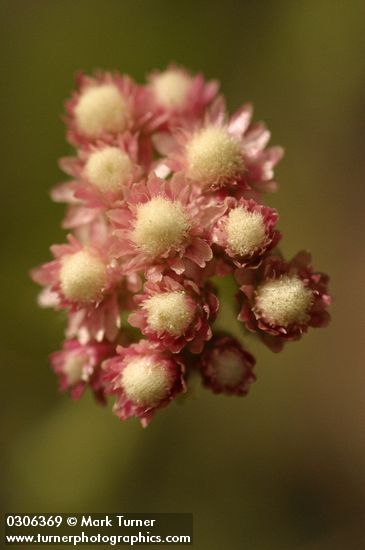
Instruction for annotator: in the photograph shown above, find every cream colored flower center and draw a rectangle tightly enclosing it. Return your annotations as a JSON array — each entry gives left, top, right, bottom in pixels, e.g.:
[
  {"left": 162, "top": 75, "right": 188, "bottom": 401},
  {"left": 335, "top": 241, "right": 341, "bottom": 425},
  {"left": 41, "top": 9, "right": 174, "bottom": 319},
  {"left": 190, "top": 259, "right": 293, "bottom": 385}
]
[
  {"left": 225, "top": 207, "right": 266, "bottom": 256},
  {"left": 131, "top": 197, "right": 190, "bottom": 257},
  {"left": 186, "top": 126, "right": 243, "bottom": 185},
  {"left": 75, "top": 84, "right": 128, "bottom": 137},
  {"left": 63, "top": 354, "right": 85, "bottom": 385},
  {"left": 212, "top": 350, "right": 246, "bottom": 387},
  {"left": 255, "top": 276, "right": 313, "bottom": 327},
  {"left": 153, "top": 70, "right": 191, "bottom": 109},
  {"left": 60, "top": 250, "right": 107, "bottom": 303},
  {"left": 84, "top": 147, "right": 133, "bottom": 193},
  {"left": 144, "top": 291, "right": 194, "bottom": 336},
  {"left": 121, "top": 358, "right": 172, "bottom": 406}
]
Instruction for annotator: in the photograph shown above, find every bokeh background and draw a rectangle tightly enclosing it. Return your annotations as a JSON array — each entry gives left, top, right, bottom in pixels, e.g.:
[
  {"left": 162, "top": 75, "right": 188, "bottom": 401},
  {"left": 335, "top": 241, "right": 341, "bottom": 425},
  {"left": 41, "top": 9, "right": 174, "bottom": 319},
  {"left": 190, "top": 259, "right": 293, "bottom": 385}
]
[{"left": 1, "top": 1, "right": 365, "bottom": 548}]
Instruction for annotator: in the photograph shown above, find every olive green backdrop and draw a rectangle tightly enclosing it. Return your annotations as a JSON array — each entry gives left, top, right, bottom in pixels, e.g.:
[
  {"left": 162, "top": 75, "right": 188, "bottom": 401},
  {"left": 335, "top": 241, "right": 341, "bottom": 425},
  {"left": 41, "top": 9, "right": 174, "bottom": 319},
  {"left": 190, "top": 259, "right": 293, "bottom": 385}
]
[{"left": 1, "top": 1, "right": 365, "bottom": 548}]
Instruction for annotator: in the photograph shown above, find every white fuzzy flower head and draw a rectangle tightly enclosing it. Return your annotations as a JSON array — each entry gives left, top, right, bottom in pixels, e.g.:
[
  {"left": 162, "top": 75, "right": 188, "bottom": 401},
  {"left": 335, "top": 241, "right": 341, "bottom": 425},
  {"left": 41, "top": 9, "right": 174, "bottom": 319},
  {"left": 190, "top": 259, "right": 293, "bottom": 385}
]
[
  {"left": 60, "top": 250, "right": 107, "bottom": 303},
  {"left": 75, "top": 84, "right": 129, "bottom": 137},
  {"left": 121, "top": 358, "right": 173, "bottom": 406},
  {"left": 255, "top": 275, "right": 313, "bottom": 327},
  {"left": 212, "top": 350, "right": 246, "bottom": 387},
  {"left": 63, "top": 354, "right": 85, "bottom": 385},
  {"left": 186, "top": 126, "right": 244, "bottom": 186},
  {"left": 131, "top": 197, "right": 191, "bottom": 258},
  {"left": 84, "top": 147, "right": 133, "bottom": 193},
  {"left": 144, "top": 291, "right": 194, "bottom": 336},
  {"left": 152, "top": 69, "right": 191, "bottom": 109},
  {"left": 226, "top": 207, "right": 266, "bottom": 256}
]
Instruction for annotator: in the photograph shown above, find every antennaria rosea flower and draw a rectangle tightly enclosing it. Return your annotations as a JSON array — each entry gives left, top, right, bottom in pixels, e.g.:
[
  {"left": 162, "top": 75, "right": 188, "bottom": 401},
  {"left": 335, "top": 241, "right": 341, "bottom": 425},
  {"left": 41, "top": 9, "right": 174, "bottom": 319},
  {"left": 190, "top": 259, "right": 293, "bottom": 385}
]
[{"left": 31, "top": 65, "right": 331, "bottom": 427}]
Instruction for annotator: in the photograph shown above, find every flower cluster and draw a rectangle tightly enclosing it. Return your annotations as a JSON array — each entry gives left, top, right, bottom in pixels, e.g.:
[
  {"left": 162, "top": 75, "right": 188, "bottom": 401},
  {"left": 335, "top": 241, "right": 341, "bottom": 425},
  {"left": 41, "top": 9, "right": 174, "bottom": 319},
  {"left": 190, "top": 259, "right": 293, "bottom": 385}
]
[{"left": 31, "top": 65, "right": 331, "bottom": 426}]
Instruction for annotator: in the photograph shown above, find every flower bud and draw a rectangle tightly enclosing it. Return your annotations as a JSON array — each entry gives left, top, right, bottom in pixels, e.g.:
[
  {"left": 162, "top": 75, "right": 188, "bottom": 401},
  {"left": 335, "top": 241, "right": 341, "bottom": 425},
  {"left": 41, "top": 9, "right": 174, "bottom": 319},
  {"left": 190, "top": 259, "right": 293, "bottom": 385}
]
[{"left": 200, "top": 336, "right": 256, "bottom": 395}]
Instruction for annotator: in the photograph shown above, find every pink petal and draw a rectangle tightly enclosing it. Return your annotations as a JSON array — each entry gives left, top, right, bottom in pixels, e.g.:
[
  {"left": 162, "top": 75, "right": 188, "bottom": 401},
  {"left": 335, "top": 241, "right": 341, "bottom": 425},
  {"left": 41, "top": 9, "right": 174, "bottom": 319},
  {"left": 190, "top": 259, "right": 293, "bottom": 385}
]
[
  {"left": 185, "top": 238, "right": 212, "bottom": 267},
  {"left": 228, "top": 103, "right": 253, "bottom": 137}
]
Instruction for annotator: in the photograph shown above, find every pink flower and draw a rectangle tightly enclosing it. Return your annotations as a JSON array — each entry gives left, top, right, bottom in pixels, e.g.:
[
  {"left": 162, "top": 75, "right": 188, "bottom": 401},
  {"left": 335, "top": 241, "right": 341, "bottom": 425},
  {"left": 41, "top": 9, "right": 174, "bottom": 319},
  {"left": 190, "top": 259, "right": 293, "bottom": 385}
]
[
  {"left": 199, "top": 335, "right": 256, "bottom": 395},
  {"left": 108, "top": 173, "right": 221, "bottom": 276},
  {"left": 31, "top": 235, "right": 125, "bottom": 342},
  {"left": 65, "top": 71, "right": 151, "bottom": 147},
  {"left": 237, "top": 251, "right": 332, "bottom": 351},
  {"left": 160, "top": 99, "right": 283, "bottom": 194},
  {"left": 50, "top": 339, "right": 114, "bottom": 402},
  {"left": 128, "top": 274, "right": 219, "bottom": 354},
  {"left": 212, "top": 197, "right": 281, "bottom": 268},
  {"left": 55, "top": 134, "right": 144, "bottom": 211},
  {"left": 103, "top": 340, "right": 186, "bottom": 426},
  {"left": 147, "top": 65, "right": 219, "bottom": 128}
]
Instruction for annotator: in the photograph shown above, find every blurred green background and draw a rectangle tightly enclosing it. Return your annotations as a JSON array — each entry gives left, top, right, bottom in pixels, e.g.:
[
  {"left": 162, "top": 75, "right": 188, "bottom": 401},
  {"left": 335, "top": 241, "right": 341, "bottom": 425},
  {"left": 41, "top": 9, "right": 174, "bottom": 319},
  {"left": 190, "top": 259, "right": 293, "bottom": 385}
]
[{"left": 1, "top": 1, "right": 365, "bottom": 548}]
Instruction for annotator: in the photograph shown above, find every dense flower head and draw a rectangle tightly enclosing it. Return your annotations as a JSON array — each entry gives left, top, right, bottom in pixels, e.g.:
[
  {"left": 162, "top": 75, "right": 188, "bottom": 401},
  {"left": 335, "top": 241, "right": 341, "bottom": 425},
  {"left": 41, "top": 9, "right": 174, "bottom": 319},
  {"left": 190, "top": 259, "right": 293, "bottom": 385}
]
[{"left": 31, "top": 65, "right": 331, "bottom": 427}]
